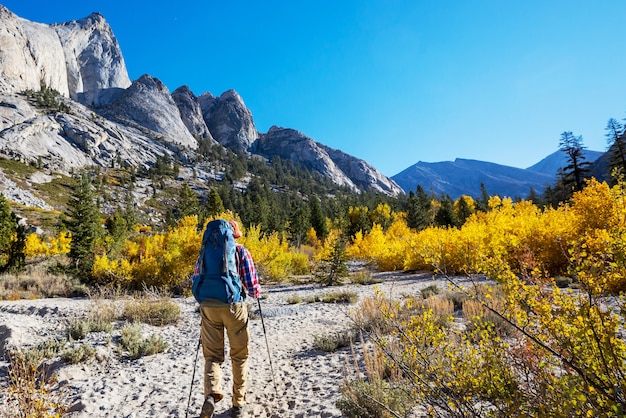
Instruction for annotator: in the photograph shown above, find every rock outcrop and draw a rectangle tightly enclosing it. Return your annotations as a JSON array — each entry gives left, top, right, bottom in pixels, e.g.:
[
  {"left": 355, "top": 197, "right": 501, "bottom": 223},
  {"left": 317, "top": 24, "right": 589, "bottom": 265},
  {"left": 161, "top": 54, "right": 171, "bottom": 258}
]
[
  {"left": 0, "top": 7, "right": 130, "bottom": 104},
  {"left": 319, "top": 144, "right": 404, "bottom": 195},
  {"left": 0, "top": 93, "right": 176, "bottom": 173},
  {"left": 254, "top": 126, "right": 359, "bottom": 190},
  {"left": 172, "top": 86, "right": 215, "bottom": 143},
  {"left": 199, "top": 90, "right": 258, "bottom": 152},
  {"left": 53, "top": 12, "right": 132, "bottom": 106},
  {"left": 99, "top": 74, "right": 198, "bottom": 150}
]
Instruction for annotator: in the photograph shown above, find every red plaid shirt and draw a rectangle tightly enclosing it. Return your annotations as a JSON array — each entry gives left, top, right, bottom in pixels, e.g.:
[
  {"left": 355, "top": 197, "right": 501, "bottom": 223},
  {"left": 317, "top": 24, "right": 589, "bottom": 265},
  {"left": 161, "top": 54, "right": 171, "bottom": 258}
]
[{"left": 192, "top": 243, "right": 261, "bottom": 299}]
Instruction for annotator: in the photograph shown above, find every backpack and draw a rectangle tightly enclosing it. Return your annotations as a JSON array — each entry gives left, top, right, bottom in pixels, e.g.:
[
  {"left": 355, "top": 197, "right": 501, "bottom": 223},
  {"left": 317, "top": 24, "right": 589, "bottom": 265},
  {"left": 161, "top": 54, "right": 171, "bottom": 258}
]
[{"left": 192, "top": 219, "right": 245, "bottom": 304}]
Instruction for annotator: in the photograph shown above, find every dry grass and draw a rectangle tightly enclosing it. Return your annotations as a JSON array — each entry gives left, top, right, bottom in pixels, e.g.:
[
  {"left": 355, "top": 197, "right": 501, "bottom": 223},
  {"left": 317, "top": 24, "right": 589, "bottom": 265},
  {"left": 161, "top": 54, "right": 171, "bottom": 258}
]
[
  {"left": 121, "top": 296, "right": 180, "bottom": 326},
  {"left": 337, "top": 342, "right": 412, "bottom": 418},
  {"left": 3, "top": 349, "right": 70, "bottom": 417},
  {"left": 425, "top": 296, "right": 453, "bottom": 314},
  {"left": 461, "top": 285, "right": 514, "bottom": 336},
  {"left": 119, "top": 323, "right": 168, "bottom": 359},
  {"left": 0, "top": 267, "right": 86, "bottom": 300}
]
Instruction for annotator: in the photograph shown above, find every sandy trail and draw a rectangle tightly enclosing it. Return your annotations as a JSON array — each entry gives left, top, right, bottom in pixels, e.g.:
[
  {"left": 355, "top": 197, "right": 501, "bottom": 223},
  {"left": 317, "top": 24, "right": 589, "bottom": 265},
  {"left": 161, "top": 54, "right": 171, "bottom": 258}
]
[{"left": 0, "top": 271, "right": 450, "bottom": 417}]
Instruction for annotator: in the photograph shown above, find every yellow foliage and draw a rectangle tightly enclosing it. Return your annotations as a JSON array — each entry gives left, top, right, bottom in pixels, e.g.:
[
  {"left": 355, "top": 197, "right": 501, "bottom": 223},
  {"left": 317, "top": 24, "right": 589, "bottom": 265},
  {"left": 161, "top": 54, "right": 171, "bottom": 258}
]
[
  {"left": 307, "top": 227, "right": 319, "bottom": 246},
  {"left": 92, "top": 213, "right": 311, "bottom": 288},
  {"left": 92, "top": 215, "right": 202, "bottom": 289},
  {"left": 24, "top": 232, "right": 71, "bottom": 257}
]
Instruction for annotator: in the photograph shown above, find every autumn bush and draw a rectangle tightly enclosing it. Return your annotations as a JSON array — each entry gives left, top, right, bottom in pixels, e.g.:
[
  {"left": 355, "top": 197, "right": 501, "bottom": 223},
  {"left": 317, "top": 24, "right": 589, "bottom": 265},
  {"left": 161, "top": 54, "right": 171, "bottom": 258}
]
[
  {"left": 341, "top": 178, "right": 626, "bottom": 416},
  {"left": 92, "top": 213, "right": 312, "bottom": 290}
]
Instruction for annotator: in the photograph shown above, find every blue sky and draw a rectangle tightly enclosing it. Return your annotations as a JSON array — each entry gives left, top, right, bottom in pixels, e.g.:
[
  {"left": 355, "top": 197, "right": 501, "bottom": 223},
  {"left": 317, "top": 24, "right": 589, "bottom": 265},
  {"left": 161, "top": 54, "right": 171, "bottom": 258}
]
[{"left": 4, "top": 1, "right": 626, "bottom": 177}]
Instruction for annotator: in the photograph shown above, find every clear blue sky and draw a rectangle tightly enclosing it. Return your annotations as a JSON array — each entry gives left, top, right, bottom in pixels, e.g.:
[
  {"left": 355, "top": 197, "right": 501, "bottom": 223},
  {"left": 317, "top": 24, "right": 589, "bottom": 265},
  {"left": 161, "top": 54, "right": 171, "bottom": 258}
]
[{"left": 4, "top": 1, "right": 626, "bottom": 177}]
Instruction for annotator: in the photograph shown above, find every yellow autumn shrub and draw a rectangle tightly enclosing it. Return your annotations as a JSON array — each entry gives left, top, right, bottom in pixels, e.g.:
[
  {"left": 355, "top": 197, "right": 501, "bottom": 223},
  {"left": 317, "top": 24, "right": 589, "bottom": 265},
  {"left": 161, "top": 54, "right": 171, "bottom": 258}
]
[
  {"left": 239, "top": 224, "right": 310, "bottom": 282},
  {"left": 24, "top": 232, "right": 71, "bottom": 257}
]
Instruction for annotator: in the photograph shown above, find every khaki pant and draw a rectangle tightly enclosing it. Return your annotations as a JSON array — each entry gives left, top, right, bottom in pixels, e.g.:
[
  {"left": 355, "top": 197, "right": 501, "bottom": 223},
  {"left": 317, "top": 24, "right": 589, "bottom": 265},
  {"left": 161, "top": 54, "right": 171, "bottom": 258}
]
[{"left": 200, "top": 303, "right": 249, "bottom": 407}]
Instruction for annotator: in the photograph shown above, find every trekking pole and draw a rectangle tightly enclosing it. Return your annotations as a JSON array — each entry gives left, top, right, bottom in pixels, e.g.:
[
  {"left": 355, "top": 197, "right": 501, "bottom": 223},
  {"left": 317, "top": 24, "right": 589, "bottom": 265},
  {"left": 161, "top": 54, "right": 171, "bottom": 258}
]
[
  {"left": 257, "top": 298, "right": 278, "bottom": 397},
  {"left": 185, "top": 337, "right": 202, "bottom": 418}
]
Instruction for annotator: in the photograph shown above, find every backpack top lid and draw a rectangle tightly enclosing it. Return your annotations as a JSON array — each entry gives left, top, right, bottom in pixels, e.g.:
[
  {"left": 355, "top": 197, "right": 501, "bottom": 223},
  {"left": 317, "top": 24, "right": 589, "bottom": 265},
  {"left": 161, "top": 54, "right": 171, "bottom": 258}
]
[{"left": 192, "top": 218, "right": 244, "bottom": 304}]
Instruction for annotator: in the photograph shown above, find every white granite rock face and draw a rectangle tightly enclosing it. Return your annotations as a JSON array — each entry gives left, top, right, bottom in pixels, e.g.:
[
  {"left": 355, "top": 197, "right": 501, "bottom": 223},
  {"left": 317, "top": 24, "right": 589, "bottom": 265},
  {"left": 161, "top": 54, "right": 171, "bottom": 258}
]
[
  {"left": 199, "top": 90, "right": 258, "bottom": 152},
  {"left": 53, "top": 12, "right": 132, "bottom": 105},
  {"left": 172, "top": 85, "right": 215, "bottom": 143},
  {"left": 100, "top": 75, "right": 198, "bottom": 150},
  {"left": 0, "top": 7, "right": 69, "bottom": 96},
  {"left": 0, "top": 93, "right": 177, "bottom": 173},
  {"left": 0, "top": 7, "right": 130, "bottom": 106}
]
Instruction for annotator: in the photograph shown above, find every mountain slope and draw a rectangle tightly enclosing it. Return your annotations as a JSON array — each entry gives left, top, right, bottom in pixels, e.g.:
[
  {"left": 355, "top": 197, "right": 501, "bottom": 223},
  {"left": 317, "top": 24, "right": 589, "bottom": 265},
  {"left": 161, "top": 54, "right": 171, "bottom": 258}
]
[
  {"left": 0, "top": 6, "right": 402, "bottom": 198},
  {"left": 527, "top": 149, "right": 603, "bottom": 176},
  {"left": 392, "top": 158, "right": 556, "bottom": 199}
]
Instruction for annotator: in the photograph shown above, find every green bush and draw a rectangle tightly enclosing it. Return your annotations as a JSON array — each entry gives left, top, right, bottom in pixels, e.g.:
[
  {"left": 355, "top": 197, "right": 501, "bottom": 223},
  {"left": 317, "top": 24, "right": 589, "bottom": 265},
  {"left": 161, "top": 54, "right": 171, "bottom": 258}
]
[
  {"left": 61, "top": 344, "right": 96, "bottom": 364},
  {"left": 121, "top": 298, "right": 180, "bottom": 326},
  {"left": 313, "top": 330, "right": 356, "bottom": 352},
  {"left": 337, "top": 379, "right": 412, "bottom": 418},
  {"left": 420, "top": 284, "right": 440, "bottom": 299},
  {"left": 67, "top": 319, "right": 91, "bottom": 341},
  {"left": 119, "top": 324, "right": 168, "bottom": 359}
]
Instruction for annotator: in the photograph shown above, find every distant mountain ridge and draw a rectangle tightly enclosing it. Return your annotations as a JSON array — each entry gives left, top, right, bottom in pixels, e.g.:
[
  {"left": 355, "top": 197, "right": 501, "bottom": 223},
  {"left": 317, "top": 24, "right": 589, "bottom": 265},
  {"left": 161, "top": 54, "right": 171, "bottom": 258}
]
[
  {"left": 392, "top": 149, "right": 603, "bottom": 199},
  {"left": 526, "top": 149, "right": 603, "bottom": 176}
]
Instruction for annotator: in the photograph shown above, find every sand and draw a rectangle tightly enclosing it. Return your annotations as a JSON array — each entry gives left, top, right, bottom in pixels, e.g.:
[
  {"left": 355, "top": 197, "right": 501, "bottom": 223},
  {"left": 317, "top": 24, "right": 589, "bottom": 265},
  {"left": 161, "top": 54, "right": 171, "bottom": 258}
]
[{"left": 0, "top": 271, "right": 450, "bottom": 418}]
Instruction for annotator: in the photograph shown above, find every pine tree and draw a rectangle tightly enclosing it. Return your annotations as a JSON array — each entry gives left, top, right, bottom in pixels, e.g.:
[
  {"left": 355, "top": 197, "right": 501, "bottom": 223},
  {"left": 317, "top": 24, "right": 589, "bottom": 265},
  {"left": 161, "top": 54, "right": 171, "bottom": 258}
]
[
  {"left": 205, "top": 188, "right": 225, "bottom": 218},
  {"left": 454, "top": 196, "right": 473, "bottom": 227},
  {"left": 167, "top": 182, "right": 199, "bottom": 226},
  {"left": 0, "top": 194, "right": 25, "bottom": 272},
  {"left": 476, "top": 183, "right": 491, "bottom": 212},
  {"left": 406, "top": 186, "right": 432, "bottom": 230},
  {"left": 309, "top": 195, "right": 328, "bottom": 240},
  {"left": 288, "top": 206, "right": 309, "bottom": 247},
  {"left": 314, "top": 236, "right": 349, "bottom": 286},
  {"left": 605, "top": 118, "right": 626, "bottom": 179},
  {"left": 559, "top": 131, "right": 592, "bottom": 193},
  {"left": 434, "top": 194, "right": 457, "bottom": 227},
  {"left": 66, "top": 172, "right": 102, "bottom": 281}
]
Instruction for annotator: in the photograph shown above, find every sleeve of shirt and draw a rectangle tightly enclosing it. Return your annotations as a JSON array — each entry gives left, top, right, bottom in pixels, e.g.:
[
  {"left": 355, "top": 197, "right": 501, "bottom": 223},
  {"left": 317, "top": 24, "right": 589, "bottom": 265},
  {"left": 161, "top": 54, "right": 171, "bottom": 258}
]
[{"left": 237, "top": 244, "right": 261, "bottom": 298}]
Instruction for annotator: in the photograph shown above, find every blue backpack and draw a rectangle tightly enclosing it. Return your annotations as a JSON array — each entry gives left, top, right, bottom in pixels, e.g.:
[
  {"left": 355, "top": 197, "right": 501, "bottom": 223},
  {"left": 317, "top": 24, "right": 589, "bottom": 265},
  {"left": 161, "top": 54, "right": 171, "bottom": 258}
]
[{"left": 192, "top": 219, "right": 245, "bottom": 304}]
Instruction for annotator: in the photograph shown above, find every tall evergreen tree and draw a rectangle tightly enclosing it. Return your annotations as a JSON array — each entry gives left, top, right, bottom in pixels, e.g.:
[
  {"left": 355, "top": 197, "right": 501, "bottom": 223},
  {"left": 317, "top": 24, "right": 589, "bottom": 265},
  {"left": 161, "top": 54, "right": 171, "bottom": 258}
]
[
  {"left": 66, "top": 172, "right": 102, "bottom": 280},
  {"left": 476, "top": 183, "right": 491, "bottom": 212},
  {"left": 559, "top": 131, "right": 592, "bottom": 192},
  {"left": 605, "top": 118, "right": 626, "bottom": 179},
  {"left": 309, "top": 195, "right": 328, "bottom": 240},
  {"left": 0, "top": 194, "right": 25, "bottom": 272},
  {"left": 167, "top": 182, "right": 199, "bottom": 226},
  {"left": 406, "top": 185, "right": 432, "bottom": 230},
  {"left": 434, "top": 194, "right": 457, "bottom": 227},
  {"left": 205, "top": 188, "right": 225, "bottom": 218},
  {"left": 288, "top": 206, "right": 310, "bottom": 247},
  {"left": 454, "top": 196, "right": 473, "bottom": 227}
]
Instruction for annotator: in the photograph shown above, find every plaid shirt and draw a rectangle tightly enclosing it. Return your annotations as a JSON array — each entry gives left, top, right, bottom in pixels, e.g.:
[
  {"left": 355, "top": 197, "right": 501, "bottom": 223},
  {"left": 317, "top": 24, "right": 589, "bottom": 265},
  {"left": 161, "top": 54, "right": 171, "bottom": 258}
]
[{"left": 192, "top": 243, "right": 261, "bottom": 299}]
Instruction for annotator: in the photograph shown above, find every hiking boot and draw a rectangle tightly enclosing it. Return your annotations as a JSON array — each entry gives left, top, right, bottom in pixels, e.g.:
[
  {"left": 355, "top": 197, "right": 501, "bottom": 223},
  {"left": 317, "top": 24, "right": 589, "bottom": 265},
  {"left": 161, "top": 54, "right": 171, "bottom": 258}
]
[
  {"left": 200, "top": 395, "right": 215, "bottom": 418},
  {"left": 231, "top": 405, "right": 246, "bottom": 418}
]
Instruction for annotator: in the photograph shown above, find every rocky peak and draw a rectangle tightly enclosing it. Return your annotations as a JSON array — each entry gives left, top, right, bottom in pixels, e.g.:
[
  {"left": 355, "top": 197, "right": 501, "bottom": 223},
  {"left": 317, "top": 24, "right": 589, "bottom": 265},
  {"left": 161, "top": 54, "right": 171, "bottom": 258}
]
[
  {"left": 255, "top": 127, "right": 358, "bottom": 190},
  {"left": 199, "top": 89, "right": 258, "bottom": 152},
  {"left": 172, "top": 86, "right": 215, "bottom": 143},
  {"left": 0, "top": 7, "right": 130, "bottom": 106},
  {"left": 99, "top": 74, "right": 197, "bottom": 150},
  {"left": 54, "top": 12, "right": 131, "bottom": 106},
  {"left": 255, "top": 126, "right": 403, "bottom": 195}
]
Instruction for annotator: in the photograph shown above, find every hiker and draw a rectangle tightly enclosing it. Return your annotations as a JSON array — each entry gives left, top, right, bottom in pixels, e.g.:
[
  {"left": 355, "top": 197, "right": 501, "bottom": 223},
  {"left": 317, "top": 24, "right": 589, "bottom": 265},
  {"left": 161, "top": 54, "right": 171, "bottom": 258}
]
[{"left": 191, "top": 219, "right": 261, "bottom": 418}]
